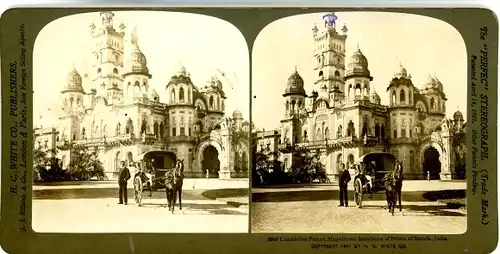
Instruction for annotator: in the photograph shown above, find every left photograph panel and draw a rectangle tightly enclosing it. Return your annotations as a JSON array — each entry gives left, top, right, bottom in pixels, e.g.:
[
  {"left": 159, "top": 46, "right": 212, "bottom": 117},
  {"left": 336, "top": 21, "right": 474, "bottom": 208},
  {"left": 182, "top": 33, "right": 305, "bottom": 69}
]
[{"left": 32, "top": 10, "right": 250, "bottom": 233}]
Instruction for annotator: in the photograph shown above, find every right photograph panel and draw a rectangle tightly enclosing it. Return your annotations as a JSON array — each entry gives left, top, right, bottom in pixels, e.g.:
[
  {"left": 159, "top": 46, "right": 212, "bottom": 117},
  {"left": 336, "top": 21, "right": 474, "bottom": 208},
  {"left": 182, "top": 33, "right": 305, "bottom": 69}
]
[{"left": 251, "top": 12, "right": 467, "bottom": 234}]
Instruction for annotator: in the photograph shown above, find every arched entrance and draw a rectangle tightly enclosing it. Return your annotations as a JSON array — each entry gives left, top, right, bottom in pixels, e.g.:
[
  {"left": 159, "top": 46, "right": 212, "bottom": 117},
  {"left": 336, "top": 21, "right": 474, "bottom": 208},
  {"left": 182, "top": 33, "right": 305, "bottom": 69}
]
[
  {"left": 202, "top": 145, "right": 220, "bottom": 177},
  {"left": 423, "top": 146, "right": 441, "bottom": 180}
]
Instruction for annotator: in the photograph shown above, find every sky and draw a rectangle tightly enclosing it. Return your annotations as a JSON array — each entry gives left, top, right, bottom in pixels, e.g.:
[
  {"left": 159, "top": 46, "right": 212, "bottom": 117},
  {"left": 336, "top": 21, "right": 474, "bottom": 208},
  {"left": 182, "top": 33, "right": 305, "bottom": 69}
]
[
  {"left": 33, "top": 11, "right": 249, "bottom": 128},
  {"left": 252, "top": 12, "right": 467, "bottom": 131}
]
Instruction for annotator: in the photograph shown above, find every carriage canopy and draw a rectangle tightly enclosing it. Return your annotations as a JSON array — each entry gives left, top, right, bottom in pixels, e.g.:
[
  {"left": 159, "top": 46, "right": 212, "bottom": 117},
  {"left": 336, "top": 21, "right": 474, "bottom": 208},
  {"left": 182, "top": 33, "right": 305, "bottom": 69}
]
[
  {"left": 136, "top": 151, "right": 177, "bottom": 170},
  {"left": 356, "top": 152, "right": 397, "bottom": 175}
]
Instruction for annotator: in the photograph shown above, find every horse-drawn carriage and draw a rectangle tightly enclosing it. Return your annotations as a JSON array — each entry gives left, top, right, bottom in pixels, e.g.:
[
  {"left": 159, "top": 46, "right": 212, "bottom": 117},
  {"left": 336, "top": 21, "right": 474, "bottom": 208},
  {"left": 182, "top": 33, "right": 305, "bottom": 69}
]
[
  {"left": 352, "top": 152, "right": 402, "bottom": 213},
  {"left": 132, "top": 151, "right": 184, "bottom": 212}
]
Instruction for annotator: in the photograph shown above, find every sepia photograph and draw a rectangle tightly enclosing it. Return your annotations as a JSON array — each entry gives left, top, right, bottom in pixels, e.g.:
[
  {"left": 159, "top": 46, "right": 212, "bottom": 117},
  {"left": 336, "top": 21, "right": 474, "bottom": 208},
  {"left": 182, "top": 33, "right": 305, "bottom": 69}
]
[
  {"left": 251, "top": 12, "right": 467, "bottom": 233},
  {"left": 32, "top": 10, "right": 250, "bottom": 233}
]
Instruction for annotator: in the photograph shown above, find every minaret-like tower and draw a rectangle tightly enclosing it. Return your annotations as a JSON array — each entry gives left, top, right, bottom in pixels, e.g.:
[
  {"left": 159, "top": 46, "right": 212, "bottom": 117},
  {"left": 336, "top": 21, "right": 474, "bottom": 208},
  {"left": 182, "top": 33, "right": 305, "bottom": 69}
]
[
  {"left": 90, "top": 11, "right": 126, "bottom": 101},
  {"left": 122, "top": 27, "right": 152, "bottom": 101},
  {"left": 60, "top": 66, "right": 85, "bottom": 142},
  {"left": 312, "top": 13, "right": 348, "bottom": 100},
  {"left": 387, "top": 63, "right": 418, "bottom": 171},
  {"left": 281, "top": 67, "right": 307, "bottom": 146},
  {"left": 344, "top": 45, "right": 373, "bottom": 101}
]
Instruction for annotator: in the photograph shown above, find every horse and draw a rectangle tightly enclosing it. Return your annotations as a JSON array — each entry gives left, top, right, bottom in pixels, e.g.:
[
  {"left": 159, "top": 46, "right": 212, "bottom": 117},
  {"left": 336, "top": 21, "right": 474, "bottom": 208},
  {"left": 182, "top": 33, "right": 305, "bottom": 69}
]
[
  {"left": 164, "top": 159, "right": 185, "bottom": 214},
  {"left": 383, "top": 161, "right": 404, "bottom": 215}
]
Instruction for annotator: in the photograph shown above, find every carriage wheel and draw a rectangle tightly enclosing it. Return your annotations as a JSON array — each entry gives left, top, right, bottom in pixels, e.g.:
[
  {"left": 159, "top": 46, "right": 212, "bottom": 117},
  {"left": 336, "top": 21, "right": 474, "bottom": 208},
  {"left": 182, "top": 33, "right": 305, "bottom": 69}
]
[
  {"left": 134, "top": 176, "right": 143, "bottom": 206},
  {"left": 353, "top": 178, "right": 363, "bottom": 208}
]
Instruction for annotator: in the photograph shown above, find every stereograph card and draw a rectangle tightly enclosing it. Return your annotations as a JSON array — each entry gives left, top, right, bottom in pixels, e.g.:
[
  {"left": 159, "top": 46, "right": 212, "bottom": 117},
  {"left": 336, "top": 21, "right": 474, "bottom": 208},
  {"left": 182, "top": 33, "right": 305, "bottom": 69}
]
[{"left": 0, "top": 6, "right": 498, "bottom": 254}]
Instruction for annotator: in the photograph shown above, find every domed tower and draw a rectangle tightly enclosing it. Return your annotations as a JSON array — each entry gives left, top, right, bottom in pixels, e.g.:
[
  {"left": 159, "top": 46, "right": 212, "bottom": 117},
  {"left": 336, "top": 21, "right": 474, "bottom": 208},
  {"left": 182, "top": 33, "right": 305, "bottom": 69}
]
[
  {"left": 344, "top": 45, "right": 373, "bottom": 101},
  {"left": 89, "top": 11, "right": 126, "bottom": 101},
  {"left": 386, "top": 63, "right": 419, "bottom": 171},
  {"left": 281, "top": 67, "right": 307, "bottom": 146},
  {"left": 453, "top": 109, "right": 464, "bottom": 132},
  {"left": 369, "top": 88, "right": 381, "bottom": 105},
  {"left": 312, "top": 12, "right": 348, "bottom": 100},
  {"left": 122, "top": 27, "right": 152, "bottom": 102},
  {"left": 166, "top": 64, "right": 197, "bottom": 139},
  {"left": 60, "top": 66, "right": 85, "bottom": 142},
  {"left": 419, "top": 74, "right": 447, "bottom": 130},
  {"left": 232, "top": 110, "right": 244, "bottom": 131}
]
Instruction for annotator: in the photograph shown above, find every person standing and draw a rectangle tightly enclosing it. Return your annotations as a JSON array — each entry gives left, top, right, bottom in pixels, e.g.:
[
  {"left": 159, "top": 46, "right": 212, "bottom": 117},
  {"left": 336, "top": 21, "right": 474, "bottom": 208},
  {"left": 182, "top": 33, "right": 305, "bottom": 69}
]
[
  {"left": 118, "top": 161, "right": 131, "bottom": 205},
  {"left": 339, "top": 163, "right": 351, "bottom": 207}
]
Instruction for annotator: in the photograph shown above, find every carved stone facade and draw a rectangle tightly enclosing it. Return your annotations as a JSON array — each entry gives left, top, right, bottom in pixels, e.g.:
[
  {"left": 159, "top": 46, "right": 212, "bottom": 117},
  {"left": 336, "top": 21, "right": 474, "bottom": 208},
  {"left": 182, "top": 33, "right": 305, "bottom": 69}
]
[
  {"left": 41, "top": 11, "right": 249, "bottom": 180},
  {"left": 253, "top": 14, "right": 466, "bottom": 181}
]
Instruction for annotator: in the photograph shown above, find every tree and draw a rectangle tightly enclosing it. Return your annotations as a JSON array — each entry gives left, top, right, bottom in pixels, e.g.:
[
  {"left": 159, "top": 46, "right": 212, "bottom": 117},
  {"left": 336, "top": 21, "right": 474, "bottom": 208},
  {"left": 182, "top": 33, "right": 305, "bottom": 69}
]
[
  {"left": 287, "top": 151, "right": 327, "bottom": 183},
  {"left": 34, "top": 147, "right": 68, "bottom": 181},
  {"left": 66, "top": 145, "right": 106, "bottom": 181}
]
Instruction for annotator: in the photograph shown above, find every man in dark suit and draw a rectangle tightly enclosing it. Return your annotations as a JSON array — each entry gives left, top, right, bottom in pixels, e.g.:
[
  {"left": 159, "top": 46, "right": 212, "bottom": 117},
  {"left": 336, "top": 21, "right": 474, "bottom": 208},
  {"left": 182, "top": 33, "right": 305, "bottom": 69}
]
[
  {"left": 118, "top": 160, "right": 131, "bottom": 205},
  {"left": 339, "top": 163, "right": 351, "bottom": 207}
]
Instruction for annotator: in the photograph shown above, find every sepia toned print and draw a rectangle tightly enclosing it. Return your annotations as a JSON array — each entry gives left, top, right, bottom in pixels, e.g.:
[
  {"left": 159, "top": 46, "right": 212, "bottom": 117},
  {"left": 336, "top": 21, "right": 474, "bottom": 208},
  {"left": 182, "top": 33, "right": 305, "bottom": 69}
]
[
  {"left": 251, "top": 12, "right": 467, "bottom": 233},
  {"left": 32, "top": 11, "right": 249, "bottom": 233}
]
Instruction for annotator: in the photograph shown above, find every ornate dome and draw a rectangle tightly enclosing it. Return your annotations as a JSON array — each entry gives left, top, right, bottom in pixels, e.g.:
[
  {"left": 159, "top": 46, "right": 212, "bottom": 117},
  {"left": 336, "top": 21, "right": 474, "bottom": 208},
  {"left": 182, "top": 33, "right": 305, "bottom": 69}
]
[
  {"left": 434, "top": 77, "right": 444, "bottom": 91},
  {"left": 423, "top": 75, "right": 437, "bottom": 90},
  {"left": 453, "top": 109, "right": 464, "bottom": 121},
  {"left": 370, "top": 89, "right": 381, "bottom": 104},
  {"left": 63, "top": 67, "right": 84, "bottom": 93},
  {"left": 345, "top": 46, "right": 372, "bottom": 79},
  {"left": 232, "top": 109, "right": 243, "bottom": 119},
  {"left": 284, "top": 68, "right": 306, "bottom": 96},
  {"left": 128, "top": 46, "right": 149, "bottom": 74},
  {"left": 393, "top": 63, "right": 408, "bottom": 79}
]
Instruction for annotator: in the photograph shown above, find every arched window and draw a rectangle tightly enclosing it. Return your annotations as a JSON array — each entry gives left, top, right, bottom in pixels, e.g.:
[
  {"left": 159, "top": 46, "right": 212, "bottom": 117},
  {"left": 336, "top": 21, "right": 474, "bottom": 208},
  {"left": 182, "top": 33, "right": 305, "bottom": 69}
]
[
  {"left": 362, "top": 121, "right": 368, "bottom": 137},
  {"left": 188, "top": 88, "right": 191, "bottom": 102},
  {"left": 347, "top": 121, "right": 355, "bottom": 137},
  {"left": 171, "top": 89, "right": 176, "bottom": 103},
  {"left": 430, "top": 98, "right": 435, "bottom": 110},
  {"left": 154, "top": 121, "right": 159, "bottom": 138},
  {"left": 303, "top": 130, "right": 308, "bottom": 142},
  {"left": 209, "top": 96, "right": 214, "bottom": 108},
  {"left": 291, "top": 100, "right": 296, "bottom": 111},
  {"left": 97, "top": 68, "right": 101, "bottom": 74},
  {"left": 126, "top": 119, "right": 133, "bottom": 134},
  {"left": 400, "top": 89, "right": 406, "bottom": 104},
  {"left": 141, "top": 119, "right": 147, "bottom": 134},
  {"left": 337, "top": 125, "right": 343, "bottom": 138},
  {"left": 392, "top": 91, "right": 397, "bottom": 105},
  {"left": 298, "top": 100, "right": 302, "bottom": 109},
  {"left": 374, "top": 124, "right": 380, "bottom": 138},
  {"left": 334, "top": 70, "right": 340, "bottom": 78},
  {"left": 70, "top": 97, "right": 74, "bottom": 107},
  {"left": 113, "top": 68, "right": 118, "bottom": 74},
  {"left": 393, "top": 128, "right": 398, "bottom": 138},
  {"left": 134, "top": 81, "right": 140, "bottom": 94},
  {"left": 355, "top": 83, "right": 361, "bottom": 95},
  {"left": 348, "top": 84, "right": 353, "bottom": 97},
  {"left": 159, "top": 122, "right": 164, "bottom": 138},
  {"left": 324, "top": 127, "right": 330, "bottom": 139},
  {"left": 401, "top": 127, "right": 406, "bottom": 138},
  {"left": 319, "top": 71, "right": 324, "bottom": 78},
  {"left": 179, "top": 87, "right": 185, "bottom": 101},
  {"left": 116, "top": 123, "right": 121, "bottom": 135},
  {"left": 316, "top": 128, "right": 321, "bottom": 141},
  {"left": 81, "top": 127, "right": 86, "bottom": 137}
]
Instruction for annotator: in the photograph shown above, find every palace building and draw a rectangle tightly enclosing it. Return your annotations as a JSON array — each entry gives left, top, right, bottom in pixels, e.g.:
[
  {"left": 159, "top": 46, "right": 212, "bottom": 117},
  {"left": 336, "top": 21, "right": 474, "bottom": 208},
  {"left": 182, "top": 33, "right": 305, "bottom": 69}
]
[
  {"left": 35, "top": 11, "right": 250, "bottom": 180},
  {"left": 253, "top": 14, "right": 466, "bottom": 181}
]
